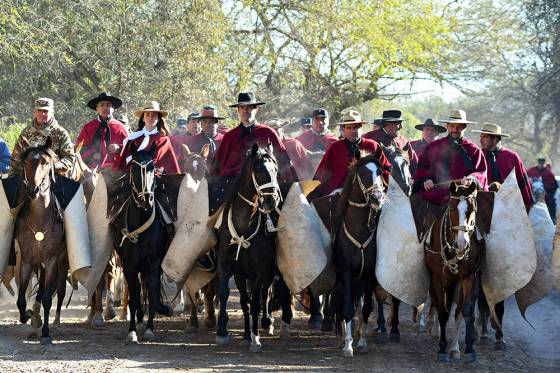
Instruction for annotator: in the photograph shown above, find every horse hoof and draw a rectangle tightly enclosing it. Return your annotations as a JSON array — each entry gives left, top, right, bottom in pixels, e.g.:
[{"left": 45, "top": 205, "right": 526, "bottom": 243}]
[
  {"left": 40, "top": 336, "right": 53, "bottom": 345},
  {"left": 357, "top": 341, "right": 368, "bottom": 354},
  {"left": 375, "top": 332, "right": 388, "bottom": 345},
  {"left": 161, "top": 305, "right": 173, "bottom": 317},
  {"left": 31, "top": 314, "right": 43, "bottom": 330},
  {"left": 261, "top": 317, "right": 274, "bottom": 330},
  {"left": 280, "top": 322, "right": 292, "bottom": 339},
  {"left": 204, "top": 318, "right": 216, "bottom": 329},
  {"left": 92, "top": 317, "right": 105, "bottom": 328},
  {"left": 250, "top": 342, "right": 263, "bottom": 353},
  {"left": 450, "top": 350, "right": 461, "bottom": 361},
  {"left": 389, "top": 333, "right": 400, "bottom": 343},
  {"left": 308, "top": 319, "right": 321, "bottom": 330},
  {"left": 144, "top": 329, "right": 155, "bottom": 342},
  {"left": 53, "top": 317, "right": 61, "bottom": 326},
  {"left": 464, "top": 352, "right": 477, "bottom": 363},
  {"left": 342, "top": 347, "right": 354, "bottom": 358},
  {"left": 215, "top": 335, "right": 232, "bottom": 345},
  {"left": 479, "top": 332, "right": 490, "bottom": 341},
  {"left": 438, "top": 353, "right": 450, "bottom": 362},
  {"left": 184, "top": 324, "right": 198, "bottom": 334},
  {"left": 495, "top": 341, "right": 507, "bottom": 351},
  {"left": 104, "top": 307, "right": 117, "bottom": 321},
  {"left": 321, "top": 321, "right": 334, "bottom": 332},
  {"left": 119, "top": 311, "right": 128, "bottom": 321},
  {"left": 126, "top": 331, "right": 138, "bottom": 345},
  {"left": 266, "top": 324, "right": 274, "bottom": 336}
]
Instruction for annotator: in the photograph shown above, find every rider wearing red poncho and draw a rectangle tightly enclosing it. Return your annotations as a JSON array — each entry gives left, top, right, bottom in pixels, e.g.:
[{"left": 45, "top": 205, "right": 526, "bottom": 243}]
[{"left": 113, "top": 101, "right": 180, "bottom": 175}]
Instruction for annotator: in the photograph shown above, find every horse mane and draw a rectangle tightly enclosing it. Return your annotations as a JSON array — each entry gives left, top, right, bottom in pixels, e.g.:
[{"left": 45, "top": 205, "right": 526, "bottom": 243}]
[
  {"left": 19, "top": 144, "right": 60, "bottom": 163},
  {"left": 221, "top": 145, "right": 277, "bottom": 213},
  {"left": 332, "top": 153, "right": 381, "bottom": 233}
]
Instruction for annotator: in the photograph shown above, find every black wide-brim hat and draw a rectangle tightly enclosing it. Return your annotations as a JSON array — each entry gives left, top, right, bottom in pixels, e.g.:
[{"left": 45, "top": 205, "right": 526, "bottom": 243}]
[
  {"left": 87, "top": 92, "right": 123, "bottom": 110},
  {"left": 414, "top": 118, "right": 447, "bottom": 133},
  {"left": 229, "top": 92, "right": 266, "bottom": 108},
  {"left": 376, "top": 109, "right": 406, "bottom": 124}
]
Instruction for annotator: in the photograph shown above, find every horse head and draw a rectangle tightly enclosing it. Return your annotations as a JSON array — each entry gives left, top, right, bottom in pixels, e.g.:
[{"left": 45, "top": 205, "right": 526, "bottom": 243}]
[
  {"left": 129, "top": 142, "right": 156, "bottom": 210},
  {"left": 241, "top": 143, "right": 281, "bottom": 214},
  {"left": 448, "top": 180, "right": 478, "bottom": 253},
  {"left": 349, "top": 150, "right": 385, "bottom": 211},
  {"left": 380, "top": 144, "right": 412, "bottom": 196},
  {"left": 181, "top": 143, "right": 209, "bottom": 181},
  {"left": 21, "top": 136, "right": 57, "bottom": 200}
]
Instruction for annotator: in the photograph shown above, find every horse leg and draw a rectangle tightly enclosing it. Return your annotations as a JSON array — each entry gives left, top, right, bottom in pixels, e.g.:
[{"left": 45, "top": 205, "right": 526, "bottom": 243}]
[
  {"left": 104, "top": 262, "right": 117, "bottom": 321},
  {"left": 375, "top": 296, "right": 388, "bottom": 344},
  {"left": 249, "top": 275, "right": 270, "bottom": 353},
  {"left": 477, "top": 287, "right": 490, "bottom": 340},
  {"left": 123, "top": 267, "right": 140, "bottom": 344},
  {"left": 431, "top": 279, "right": 450, "bottom": 362},
  {"left": 277, "top": 277, "right": 293, "bottom": 339},
  {"left": 17, "top": 261, "right": 34, "bottom": 326},
  {"left": 185, "top": 291, "right": 199, "bottom": 333},
  {"left": 53, "top": 255, "right": 68, "bottom": 326},
  {"left": 30, "top": 268, "right": 45, "bottom": 334},
  {"left": 203, "top": 279, "right": 217, "bottom": 328},
  {"left": 389, "top": 297, "right": 401, "bottom": 342},
  {"left": 341, "top": 270, "right": 354, "bottom": 357},
  {"left": 216, "top": 268, "right": 232, "bottom": 345},
  {"left": 449, "top": 306, "right": 463, "bottom": 360},
  {"left": 260, "top": 283, "right": 273, "bottom": 335},
  {"left": 461, "top": 276, "right": 478, "bottom": 362},
  {"left": 120, "top": 282, "right": 129, "bottom": 321},
  {"left": 494, "top": 300, "right": 507, "bottom": 351},
  {"left": 357, "top": 284, "right": 374, "bottom": 353},
  {"left": 91, "top": 272, "right": 105, "bottom": 328},
  {"left": 144, "top": 271, "right": 158, "bottom": 342},
  {"left": 321, "top": 292, "right": 334, "bottom": 332},
  {"left": 235, "top": 274, "right": 251, "bottom": 343},
  {"left": 40, "top": 261, "right": 57, "bottom": 345},
  {"left": 308, "top": 293, "right": 323, "bottom": 330}
]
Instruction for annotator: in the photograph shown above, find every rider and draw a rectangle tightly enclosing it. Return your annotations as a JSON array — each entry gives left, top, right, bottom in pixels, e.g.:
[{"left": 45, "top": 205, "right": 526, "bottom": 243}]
[
  {"left": 10, "top": 98, "right": 75, "bottom": 177},
  {"left": 170, "top": 112, "right": 201, "bottom": 157},
  {"left": 312, "top": 110, "right": 392, "bottom": 198},
  {"left": 209, "top": 92, "right": 297, "bottom": 211},
  {"left": 411, "top": 109, "right": 487, "bottom": 235},
  {"left": 75, "top": 92, "right": 130, "bottom": 169},
  {"left": 527, "top": 157, "right": 558, "bottom": 223},
  {"left": 410, "top": 118, "right": 446, "bottom": 158},
  {"left": 473, "top": 123, "right": 533, "bottom": 211},
  {"left": 363, "top": 109, "right": 418, "bottom": 173},
  {"left": 296, "top": 108, "right": 338, "bottom": 152},
  {"left": 180, "top": 105, "right": 225, "bottom": 167},
  {"left": 113, "top": 101, "right": 180, "bottom": 174}
]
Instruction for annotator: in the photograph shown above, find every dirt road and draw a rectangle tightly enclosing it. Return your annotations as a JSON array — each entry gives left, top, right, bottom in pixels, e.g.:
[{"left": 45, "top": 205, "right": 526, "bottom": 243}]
[{"left": 1, "top": 287, "right": 559, "bottom": 372}]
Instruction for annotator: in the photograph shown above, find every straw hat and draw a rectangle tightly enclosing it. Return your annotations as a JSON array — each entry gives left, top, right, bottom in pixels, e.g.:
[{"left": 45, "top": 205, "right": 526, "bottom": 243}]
[
  {"left": 337, "top": 110, "right": 369, "bottom": 126},
  {"left": 437, "top": 109, "right": 477, "bottom": 125},
  {"left": 133, "top": 101, "right": 168, "bottom": 118},
  {"left": 471, "top": 122, "right": 510, "bottom": 137}
]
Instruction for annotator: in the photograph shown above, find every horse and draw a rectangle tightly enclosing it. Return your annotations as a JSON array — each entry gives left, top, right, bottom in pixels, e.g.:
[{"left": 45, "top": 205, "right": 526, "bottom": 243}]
[
  {"left": 214, "top": 143, "right": 291, "bottom": 352},
  {"left": 380, "top": 144, "right": 412, "bottom": 196},
  {"left": 331, "top": 151, "right": 390, "bottom": 357},
  {"left": 424, "top": 181, "right": 483, "bottom": 362},
  {"left": 112, "top": 142, "right": 173, "bottom": 344},
  {"left": 15, "top": 137, "right": 68, "bottom": 345}
]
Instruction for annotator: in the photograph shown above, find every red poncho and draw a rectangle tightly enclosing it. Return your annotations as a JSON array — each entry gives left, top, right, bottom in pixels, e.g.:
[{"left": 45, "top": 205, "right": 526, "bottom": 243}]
[
  {"left": 113, "top": 131, "right": 180, "bottom": 174},
  {"left": 410, "top": 139, "right": 429, "bottom": 159},
  {"left": 296, "top": 130, "right": 338, "bottom": 152},
  {"left": 528, "top": 165, "right": 557, "bottom": 191},
  {"left": 483, "top": 146, "right": 533, "bottom": 209},
  {"left": 313, "top": 138, "right": 392, "bottom": 197},
  {"left": 413, "top": 136, "right": 487, "bottom": 205},
  {"left": 75, "top": 118, "right": 129, "bottom": 169},
  {"left": 283, "top": 137, "right": 314, "bottom": 180}
]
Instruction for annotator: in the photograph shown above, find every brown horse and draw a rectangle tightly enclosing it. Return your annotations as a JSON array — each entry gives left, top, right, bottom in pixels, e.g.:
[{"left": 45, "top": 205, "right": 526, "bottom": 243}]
[
  {"left": 16, "top": 137, "right": 68, "bottom": 345},
  {"left": 425, "top": 181, "right": 483, "bottom": 362}
]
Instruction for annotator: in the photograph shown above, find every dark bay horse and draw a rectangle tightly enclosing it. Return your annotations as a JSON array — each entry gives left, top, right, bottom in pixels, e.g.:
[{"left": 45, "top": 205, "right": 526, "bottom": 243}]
[
  {"left": 215, "top": 143, "right": 291, "bottom": 352},
  {"left": 112, "top": 142, "right": 173, "bottom": 344},
  {"left": 16, "top": 137, "right": 68, "bottom": 345},
  {"left": 332, "top": 152, "right": 390, "bottom": 357},
  {"left": 425, "top": 181, "right": 483, "bottom": 362}
]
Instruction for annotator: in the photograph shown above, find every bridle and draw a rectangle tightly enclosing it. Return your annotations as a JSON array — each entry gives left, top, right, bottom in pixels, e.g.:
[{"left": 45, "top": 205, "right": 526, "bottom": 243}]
[
  {"left": 23, "top": 151, "right": 54, "bottom": 198},
  {"left": 427, "top": 192, "right": 478, "bottom": 275},
  {"left": 130, "top": 159, "right": 155, "bottom": 209},
  {"left": 344, "top": 160, "right": 385, "bottom": 278}
]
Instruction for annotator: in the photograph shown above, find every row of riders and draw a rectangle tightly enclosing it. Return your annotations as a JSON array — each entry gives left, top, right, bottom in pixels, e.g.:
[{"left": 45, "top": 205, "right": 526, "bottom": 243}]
[{"left": 0, "top": 92, "right": 555, "bottom": 362}]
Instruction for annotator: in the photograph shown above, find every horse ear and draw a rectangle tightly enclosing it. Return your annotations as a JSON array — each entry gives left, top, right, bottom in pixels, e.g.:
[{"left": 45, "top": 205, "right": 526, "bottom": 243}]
[
  {"left": 201, "top": 143, "right": 210, "bottom": 160},
  {"left": 130, "top": 142, "right": 138, "bottom": 157},
  {"left": 44, "top": 136, "right": 53, "bottom": 149},
  {"left": 148, "top": 141, "right": 157, "bottom": 157},
  {"left": 181, "top": 144, "right": 191, "bottom": 156},
  {"left": 266, "top": 142, "right": 273, "bottom": 154},
  {"left": 466, "top": 180, "right": 478, "bottom": 195},
  {"left": 251, "top": 143, "right": 259, "bottom": 156},
  {"left": 354, "top": 148, "right": 361, "bottom": 160},
  {"left": 403, "top": 142, "right": 410, "bottom": 152}
]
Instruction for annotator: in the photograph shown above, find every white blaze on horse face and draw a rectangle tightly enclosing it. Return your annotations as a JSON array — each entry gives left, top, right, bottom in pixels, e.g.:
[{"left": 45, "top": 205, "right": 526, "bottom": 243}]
[
  {"left": 456, "top": 198, "right": 469, "bottom": 250},
  {"left": 264, "top": 159, "right": 277, "bottom": 183},
  {"left": 365, "top": 162, "right": 382, "bottom": 188},
  {"left": 192, "top": 160, "right": 199, "bottom": 172}
]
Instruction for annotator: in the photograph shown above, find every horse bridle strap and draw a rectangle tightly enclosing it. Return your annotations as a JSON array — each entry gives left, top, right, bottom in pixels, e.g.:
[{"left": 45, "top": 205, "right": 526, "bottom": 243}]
[
  {"left": 119, "top": 202, "right": 156, "bottom": 247},
  {"left": 130, "top": 159, "right": 155, "bottom": 205},
  {"left": 343, "top": 221, "right": 375, "bottom": 278},
  {"left": 227, "top": 206, "right": 261, "bottom": 261}
]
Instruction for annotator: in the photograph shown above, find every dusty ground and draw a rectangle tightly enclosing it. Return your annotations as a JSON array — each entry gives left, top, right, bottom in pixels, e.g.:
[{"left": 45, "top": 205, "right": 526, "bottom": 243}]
[{"left": 0, "top": 286, "right": 559, "bottom": 372}]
